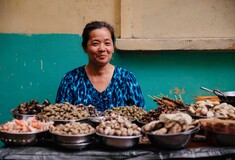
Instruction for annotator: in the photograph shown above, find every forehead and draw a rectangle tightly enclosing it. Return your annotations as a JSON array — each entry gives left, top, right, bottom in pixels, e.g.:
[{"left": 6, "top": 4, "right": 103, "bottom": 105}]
[{"left": 89, "top": 28, "right": 112, "bottom": 40}]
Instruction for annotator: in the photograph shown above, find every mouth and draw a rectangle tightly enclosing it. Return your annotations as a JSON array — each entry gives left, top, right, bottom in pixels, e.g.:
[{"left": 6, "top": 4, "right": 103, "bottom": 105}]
[{"left": 98, "top": 55, "right": 107, "bottom": 59}]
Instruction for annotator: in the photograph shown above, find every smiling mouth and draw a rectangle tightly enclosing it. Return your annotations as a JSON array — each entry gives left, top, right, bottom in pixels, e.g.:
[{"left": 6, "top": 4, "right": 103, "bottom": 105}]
[{"left": 98, "top": 55, "right": 106, "bottom": 58}]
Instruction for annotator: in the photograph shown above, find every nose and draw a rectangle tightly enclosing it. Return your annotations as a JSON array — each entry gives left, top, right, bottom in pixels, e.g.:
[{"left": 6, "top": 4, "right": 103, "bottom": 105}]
[{"left": 98, "top": 43, "right": 105, "bottom": 52}]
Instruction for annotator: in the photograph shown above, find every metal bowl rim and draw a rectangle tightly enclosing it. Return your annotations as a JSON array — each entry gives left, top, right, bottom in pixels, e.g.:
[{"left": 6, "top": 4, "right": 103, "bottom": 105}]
[
  {"left": 0, "top": 129, "right": 49, "bottom": 135},
  {"left": 88, "top": 116, "right": 104, "bottom": 122},
  {"left": 49, "top": 129, "right": 96, "bottom": 137},
  {"left": 38, "top": 113, "right": 88, "bottom": 122},
  {"left": 142, "top": 123, "right": 200, "bottom": 136},
  {"left": 96, "top": 132, "right": 142, "bottom": 139}
]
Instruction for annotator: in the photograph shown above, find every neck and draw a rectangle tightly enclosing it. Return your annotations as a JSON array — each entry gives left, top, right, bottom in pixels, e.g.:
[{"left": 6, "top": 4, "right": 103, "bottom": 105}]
[{"left": 85, "top": 63, "right": 113, "bottom": 76}]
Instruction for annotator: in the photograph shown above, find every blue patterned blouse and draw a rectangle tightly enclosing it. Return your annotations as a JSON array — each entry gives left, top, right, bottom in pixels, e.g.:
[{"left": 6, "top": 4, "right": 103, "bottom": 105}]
[{"left": 55, "top": 66, "right": 145, "bottom": 112}]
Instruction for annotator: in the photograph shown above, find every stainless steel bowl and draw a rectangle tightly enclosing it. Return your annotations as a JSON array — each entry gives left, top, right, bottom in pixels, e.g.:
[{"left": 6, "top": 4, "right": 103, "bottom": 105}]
[
  {"left": 0, "top": 130, "right": 49, "bottom": 146},
  {"left": 96, "top": 132, "right": 142, "bottom": 149},
  {"left": 54, "top": 141, "right": 93, "bottom": 150},
  {"left": 205, "top": 130, "right": 235, "bottom": 146},
  {"left": 142, "top": 125, "right": 200, "bottom": 150},
  {"left": 50, "top": 130, "right": 96, "bottom": 144},
  {"left": 11, "top": 109, "right": 37, "bottom": 120},
  {"left": 88, "top": 116, "right": 104, "bottom": 127}
]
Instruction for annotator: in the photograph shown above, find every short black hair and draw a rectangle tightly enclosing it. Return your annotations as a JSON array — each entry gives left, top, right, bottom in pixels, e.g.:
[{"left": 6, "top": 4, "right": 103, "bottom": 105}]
[{"left": 82, "top": 21, "right": 115, "bottom": 50}]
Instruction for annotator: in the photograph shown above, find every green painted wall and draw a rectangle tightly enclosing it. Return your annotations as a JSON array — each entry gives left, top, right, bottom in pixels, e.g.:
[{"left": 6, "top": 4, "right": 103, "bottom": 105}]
[{"left": 1, "top": 34, "right": 235, "bottom": 124}]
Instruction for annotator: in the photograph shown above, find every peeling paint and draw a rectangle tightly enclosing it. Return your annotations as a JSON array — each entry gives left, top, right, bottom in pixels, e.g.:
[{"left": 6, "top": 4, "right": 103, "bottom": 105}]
[
  {"left": 20, "top": 85, "right": 24, "bottom": 89},
  {"left": 30, "top": 82, "right": 32, "bottom": 86},
  {"left": 40, "top": 60, "right": 44, "bottom": 71},
  {"left": 228, "top": 43, "right": 235, "bottom": 50}
]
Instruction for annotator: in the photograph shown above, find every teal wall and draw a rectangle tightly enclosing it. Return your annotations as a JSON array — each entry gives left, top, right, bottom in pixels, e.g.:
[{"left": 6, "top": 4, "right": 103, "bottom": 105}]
[{"left": 1, "top": 34, "right": 235, "bottom": 124}]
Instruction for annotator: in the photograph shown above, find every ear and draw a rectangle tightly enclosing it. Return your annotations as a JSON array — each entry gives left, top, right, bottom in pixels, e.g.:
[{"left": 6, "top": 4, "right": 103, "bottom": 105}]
[{"left": 83, "top": 48, "right": 88, "bottom": 53}]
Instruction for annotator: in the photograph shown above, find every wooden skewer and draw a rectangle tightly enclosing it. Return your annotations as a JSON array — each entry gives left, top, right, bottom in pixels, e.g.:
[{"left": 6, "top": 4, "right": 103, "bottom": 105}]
[{"left": 148, "top": 95, "right": 155, "bottom": 100}]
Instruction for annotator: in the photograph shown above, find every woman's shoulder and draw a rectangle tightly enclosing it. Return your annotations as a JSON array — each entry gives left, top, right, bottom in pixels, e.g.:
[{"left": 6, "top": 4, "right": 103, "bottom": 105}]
[
  {"left": 114, "top": 66, "right": 136, "bottom": 79},
  {"left": 115, "top": 66, "right": 131, "bottom": 74},
  {"left": 63, "top": 66, "right": 85, "bottom": 79}
]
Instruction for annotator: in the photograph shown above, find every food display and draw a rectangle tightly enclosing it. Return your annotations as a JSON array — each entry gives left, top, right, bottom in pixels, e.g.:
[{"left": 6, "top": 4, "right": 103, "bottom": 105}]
[
  {"left": 141, "top": 112, "right": 200, "bottom": 150},
  {"left": 85, "top": 104, "right": 102, "bottom": 117},
  {"left": 0, "top": 117, "right": 52, "bottom": 133},
  {"left": 139, "top": 95, "right": 188, "bottom": 124},
  {"left": 142, "top": 112, "right": 199, "bottom": 134},
  {"left": 188, "top": 100, "right": 235, "bottom": 119},
  {"left": 50, "top": 121, "right": 95, "bottom": 135},
  {"left": 39, "top": 102, "right": 90, "bottom": 121},
  {"left": 49, "top": 121, "right": 96, "bottom": 149},
  {"left": 0, "top": 117, "right": 53, "bottom": 146},
  {"left": 11, "top": 99, "right": 51, "bottom": 120},
  {"left": 1, "top": 91, "right": 235, "bottom": 150},
  {"left": 96, "top": 114, "right": 141, "bottom": 136},
  {"left": 96, "top": 114, "right": 142, "bottom": 149},
  {"left": 103, "top": 105, "right": 147, "bottom": 120}
]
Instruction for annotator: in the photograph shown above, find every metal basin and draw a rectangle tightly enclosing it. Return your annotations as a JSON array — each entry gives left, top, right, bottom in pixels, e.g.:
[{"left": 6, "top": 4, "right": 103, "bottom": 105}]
[
  {"left": 88, "top": 116, "right": 104, "bottom": 127},
  {"left": 11, "top": 109, "right": 37, "bottom": 120},
  {"left": 96, "top": 132, "right": 142, "bottom": 149},
  {"left": 142, "top": 125, "right": 200, "bottom": 150},
  {"left": 0, "top": 130, "right": 49, "bottom": 146},
  {"left": 206, "top": 130, "right": 235, "bottom": 146},
  {"left": 50, "top": 130, "right": 95, "bottom": 144}
]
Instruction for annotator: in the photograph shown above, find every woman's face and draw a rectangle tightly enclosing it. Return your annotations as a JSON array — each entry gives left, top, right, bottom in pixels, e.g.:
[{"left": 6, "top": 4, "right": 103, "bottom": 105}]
[{"left": 85, "top": 27, "right": 114, "bottom": 66}]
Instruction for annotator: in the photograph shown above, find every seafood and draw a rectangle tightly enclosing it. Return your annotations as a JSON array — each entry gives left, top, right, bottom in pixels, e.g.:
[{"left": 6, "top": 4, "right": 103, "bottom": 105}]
[
  {"left": 104, "top": 105, "right": 147, "bottom": 120},
  {"left": 96, "top": 114, "right": 141, "bottom": 136},
  {"left": 140, "top": 95, "right": 188, "bottom": 124},
  {"left": 0, "top": 117, "right": 52, "bottom": 133},
  {"left": 12, "top": 99, "right": 51, "bottom": 115},
  {"left": 142, "top": 112, "right": 199, "bottom": 134},
  {"left": 40, "top": 102, "right": 90, "bottom": 120},
  {"left": 188, "top": 100, "right": 235, "bottom": 119},
  {"left": 50, "top": 121, "right": 95, "bottom": 135}
]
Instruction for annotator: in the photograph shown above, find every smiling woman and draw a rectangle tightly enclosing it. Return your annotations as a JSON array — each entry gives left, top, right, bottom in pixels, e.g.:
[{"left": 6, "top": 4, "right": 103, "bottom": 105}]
[{"left": 55, "top": 21, "right": 146, "bottom": 112}]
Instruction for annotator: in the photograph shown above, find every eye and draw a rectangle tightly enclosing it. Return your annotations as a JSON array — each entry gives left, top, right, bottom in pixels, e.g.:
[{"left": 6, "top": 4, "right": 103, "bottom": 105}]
[
  {"left": 105, "top": 42, "right": 111, "bottom": 46},
  {"left": 92, "top": 42, "right": 99, "bottom": 46}
]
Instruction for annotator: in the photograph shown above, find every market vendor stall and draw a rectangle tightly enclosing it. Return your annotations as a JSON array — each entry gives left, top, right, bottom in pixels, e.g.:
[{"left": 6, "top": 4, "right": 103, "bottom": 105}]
[{"left": 1, "top": 97, "right": 235, "bottom": 159}]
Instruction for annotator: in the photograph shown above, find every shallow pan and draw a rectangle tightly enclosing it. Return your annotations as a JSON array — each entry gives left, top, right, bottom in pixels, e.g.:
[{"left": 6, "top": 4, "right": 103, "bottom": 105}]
[{"left": 201, "top": 87, "right": 235, "bottom": 106}]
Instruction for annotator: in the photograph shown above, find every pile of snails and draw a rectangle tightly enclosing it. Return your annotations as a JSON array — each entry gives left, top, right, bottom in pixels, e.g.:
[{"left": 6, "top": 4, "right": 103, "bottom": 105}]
[
  {"left": 104, "top": 105, "right": 147, "bottom": 120},
  {"left": 40, "top": 102, "right": 90, "bottom": 120},
  {"left": 12, "top": 99, "right": 51, "bottom": 115}
]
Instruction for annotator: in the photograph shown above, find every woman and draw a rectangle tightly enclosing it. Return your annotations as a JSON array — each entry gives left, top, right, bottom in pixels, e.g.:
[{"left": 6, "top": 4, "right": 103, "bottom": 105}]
[{"left": 55, "top": 21, "right": 145, "bottom": 112}]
